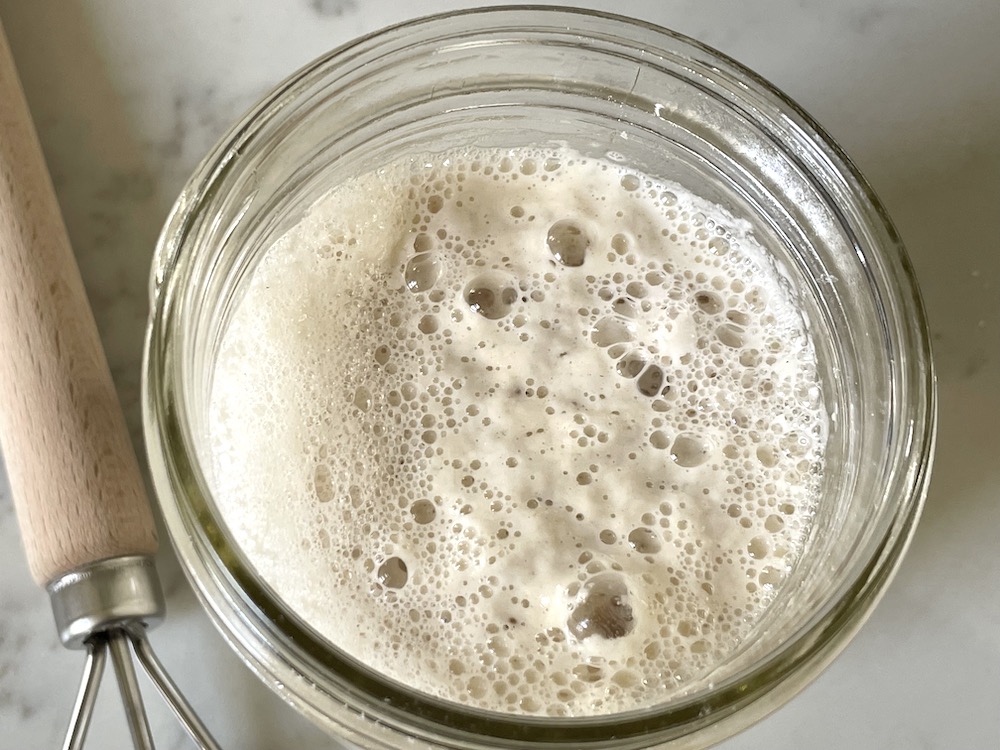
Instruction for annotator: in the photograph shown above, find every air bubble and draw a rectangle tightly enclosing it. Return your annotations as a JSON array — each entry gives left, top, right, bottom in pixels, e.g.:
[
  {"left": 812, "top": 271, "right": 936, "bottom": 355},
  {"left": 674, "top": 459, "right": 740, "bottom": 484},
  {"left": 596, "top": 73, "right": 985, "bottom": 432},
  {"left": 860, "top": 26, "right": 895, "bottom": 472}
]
[
  {"left": 620, "top": 174, "right": 641, "bottom": 191},
  {"left": 756, "top": 445, "right": 779, "bottom": 467},
  {"left": 695, "top": 291, "right": 724, "bottom": 315},
  {"left": 353, "top": 386, "right": 372, "bottom": 411},
  {"left": 759, "top": 566, "right": 784, "bottom": 586},
  {"left": 616, "top": 352, "right": 646, "bottom": 379},
  {"left": 411, "top": 499, "right": 436, "bottom": 524},
  {"left": 670, "top": 434, "right": 711, "bottom": 467},
  {"left": 781, "top": 431, "right": 813, "bottom": 456},
  {"left": 464, "top": 273, "right": 519, "bottom": 319},
  {"left": 567, "top": 573, "right": 635, "bottom": 640},
  {"left": 607, "top": 343, "right": 629, "bottom": 359},
  {"left": 649, "top": 430, "right": 669, "bottom": 450},
  {"left": 627, "top": 528, "right": 661, "bottom": 554},
  {"left": 636, "top": 365, "right": 665, "bottom": 397},
  {"left": 745, "top": 286, "right": 768, "bottom": 311},
  {"left": 418, "top": 315, "right": 439, "bottom": 334},
  {"left": 747, "top": 536, "right": 768, "bottom": 559},
  {"left": 519, "top": 696, "right": 541, "bottom": 712},
  {"left": 313, "top": 464, "right": 335, "bottom": 503},
  {"left": 708, "top": 237, "right": 730, "bottom": 256},
  {"left": 716, "top": 323, "right": 746, "bottom": 348},
  {"left": 573, "top": 664, "right": 604, "bottom": 683},
  {"left": 765, "top": 514, "right": 786, "bottom": 533},
  {"left": 413, "top": 232, "right": 433, "bottom": 253},
  {"left": 546, "top": 220, "right": 590, "bottom": 267},
  {"left": 612, "top": 670, "right": 640, "bottom": 688},
  {"left": 467, "top": 676, "right": 488, "bottom": 699},
  {"left": 405, "top": 252, "right": 440, "bottom": 292},
  {"left": 625, "top": 281, "right": 647, "bottom": 298},
  {"left": 726, "top": 310, "right": 751, "bottom": 327},
  {"left": 378, "top": 557, "right": 409, "bottom": 588},
  {"left": 592, "top": 316, "right": 634, "bottom": 347},
  {"left": 611, "top": 234, "right": 629, "bottom": 255},
  {"left": 611, "top": 297, "right": 638, "bottom": 319}
]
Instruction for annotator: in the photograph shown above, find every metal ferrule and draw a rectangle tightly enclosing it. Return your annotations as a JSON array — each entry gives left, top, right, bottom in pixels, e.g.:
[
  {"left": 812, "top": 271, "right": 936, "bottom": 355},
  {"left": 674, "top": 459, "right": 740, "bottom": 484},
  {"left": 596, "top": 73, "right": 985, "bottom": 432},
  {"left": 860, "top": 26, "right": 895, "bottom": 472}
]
[{"left": 46, "top": 555, "right": 165, "bottom": 649}]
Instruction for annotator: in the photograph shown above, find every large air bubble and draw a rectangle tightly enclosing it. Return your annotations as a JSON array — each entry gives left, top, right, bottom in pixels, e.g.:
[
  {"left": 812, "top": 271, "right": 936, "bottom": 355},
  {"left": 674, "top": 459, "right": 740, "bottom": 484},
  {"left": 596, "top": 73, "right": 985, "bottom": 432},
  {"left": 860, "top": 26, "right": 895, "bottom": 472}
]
[
  {"left": 405, "top": 252, "right": 441, "bottom": 293},
  {"left": 567, "top": 573, "right": 636, "bottom": 640},
  {"left": 464, "top": 273, "right": 519, "bottom": 319},
  {"left": 377, "top": 557, "right": 409, "bottom": 588},
  {"left": 546, "top": 219, "right": 591, "bottom": 267},
  {"left": 670, "top": 433, "right": 712, "bottom": 467},
  {"left": 592, "top": 316, "right": 634, "bottom": 347}
]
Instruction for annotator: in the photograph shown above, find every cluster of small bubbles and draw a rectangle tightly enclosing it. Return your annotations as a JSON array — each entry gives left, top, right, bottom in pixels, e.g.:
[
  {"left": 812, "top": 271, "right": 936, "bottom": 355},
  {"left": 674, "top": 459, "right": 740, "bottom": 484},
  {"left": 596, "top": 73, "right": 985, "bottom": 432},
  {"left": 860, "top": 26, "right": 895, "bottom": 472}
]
[{"left": 208, "top": 144, "right": 828, "bottom": 718}]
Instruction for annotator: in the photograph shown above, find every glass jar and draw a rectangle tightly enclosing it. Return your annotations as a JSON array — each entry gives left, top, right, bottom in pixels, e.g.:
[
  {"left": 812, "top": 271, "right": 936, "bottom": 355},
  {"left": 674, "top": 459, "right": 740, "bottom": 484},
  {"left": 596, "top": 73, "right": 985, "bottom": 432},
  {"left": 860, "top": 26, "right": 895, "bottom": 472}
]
[{"left": 142, "top": 7, "right": 936, "bottom": 749}]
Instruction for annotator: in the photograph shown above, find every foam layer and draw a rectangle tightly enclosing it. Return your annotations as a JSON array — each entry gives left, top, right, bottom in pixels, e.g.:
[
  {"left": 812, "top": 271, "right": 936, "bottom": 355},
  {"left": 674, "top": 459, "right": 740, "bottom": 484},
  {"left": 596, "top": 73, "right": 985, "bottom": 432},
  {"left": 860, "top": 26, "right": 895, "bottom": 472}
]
[{"left": 205, "top": 146, "right": 827, "bottom": 716}]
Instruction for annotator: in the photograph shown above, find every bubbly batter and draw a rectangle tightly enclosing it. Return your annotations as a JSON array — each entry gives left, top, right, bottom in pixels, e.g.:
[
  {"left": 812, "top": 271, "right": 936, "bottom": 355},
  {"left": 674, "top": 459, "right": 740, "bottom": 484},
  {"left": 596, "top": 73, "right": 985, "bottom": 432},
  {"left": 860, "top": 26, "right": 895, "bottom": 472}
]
[{"left": 205, "top": 146, "right": 827, "bottom": 715}]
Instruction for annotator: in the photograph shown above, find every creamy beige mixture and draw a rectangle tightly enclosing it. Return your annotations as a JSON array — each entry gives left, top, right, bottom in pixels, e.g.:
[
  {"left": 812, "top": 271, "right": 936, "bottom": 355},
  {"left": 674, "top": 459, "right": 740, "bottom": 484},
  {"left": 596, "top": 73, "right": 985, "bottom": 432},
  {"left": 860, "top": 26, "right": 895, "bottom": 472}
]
[{"left": 205, "top": 146, "right": 827, "bottom": 715}]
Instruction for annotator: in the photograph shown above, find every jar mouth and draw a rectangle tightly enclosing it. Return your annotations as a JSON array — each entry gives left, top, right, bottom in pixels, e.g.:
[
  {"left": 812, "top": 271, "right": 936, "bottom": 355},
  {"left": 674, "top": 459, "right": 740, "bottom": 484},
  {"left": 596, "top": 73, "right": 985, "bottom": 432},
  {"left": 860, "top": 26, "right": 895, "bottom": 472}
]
[{"left": 143, "top": 6, "right": 936, "bottom": 748}]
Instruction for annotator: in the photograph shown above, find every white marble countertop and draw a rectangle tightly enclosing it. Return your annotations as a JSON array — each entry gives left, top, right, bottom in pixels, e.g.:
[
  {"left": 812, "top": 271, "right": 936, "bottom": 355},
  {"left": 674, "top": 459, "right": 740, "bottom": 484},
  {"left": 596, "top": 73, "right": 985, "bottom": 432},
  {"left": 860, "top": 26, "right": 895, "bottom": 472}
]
[{"left": 1, "top": 1, "right": 997, "bottom": 748}]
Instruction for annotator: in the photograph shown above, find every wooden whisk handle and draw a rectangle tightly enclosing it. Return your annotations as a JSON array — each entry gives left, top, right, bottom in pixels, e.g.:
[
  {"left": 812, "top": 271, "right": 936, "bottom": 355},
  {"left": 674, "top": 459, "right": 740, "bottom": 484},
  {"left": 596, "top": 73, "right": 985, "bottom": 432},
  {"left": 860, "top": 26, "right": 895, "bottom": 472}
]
[{"left": 0, "top": 20, "right": 158, "bottom": 587}]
